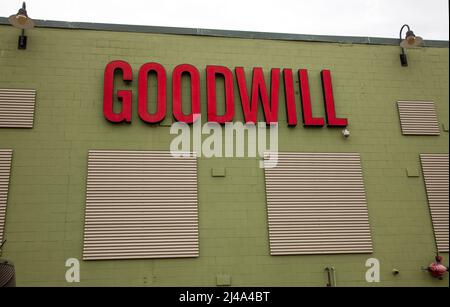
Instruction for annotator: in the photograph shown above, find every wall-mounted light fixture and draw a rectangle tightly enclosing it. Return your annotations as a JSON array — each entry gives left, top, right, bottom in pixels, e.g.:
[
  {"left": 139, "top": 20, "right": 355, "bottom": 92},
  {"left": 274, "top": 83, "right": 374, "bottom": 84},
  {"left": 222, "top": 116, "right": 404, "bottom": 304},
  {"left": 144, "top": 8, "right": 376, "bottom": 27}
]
[
  {"left": 399, "top": 24, "right": 423, "bottom": 67},
  {"left": 8, "top": 2, "right": 35, "bottom": 50}
]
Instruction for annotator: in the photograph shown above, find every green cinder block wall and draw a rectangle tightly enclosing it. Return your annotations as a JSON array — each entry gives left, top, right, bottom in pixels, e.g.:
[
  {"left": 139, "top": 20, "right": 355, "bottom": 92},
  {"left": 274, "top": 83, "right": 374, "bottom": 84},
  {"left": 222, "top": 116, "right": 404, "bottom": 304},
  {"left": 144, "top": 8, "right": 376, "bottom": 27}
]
[{"left": 0, "top": 24, "right": 448, "bottom": 286}]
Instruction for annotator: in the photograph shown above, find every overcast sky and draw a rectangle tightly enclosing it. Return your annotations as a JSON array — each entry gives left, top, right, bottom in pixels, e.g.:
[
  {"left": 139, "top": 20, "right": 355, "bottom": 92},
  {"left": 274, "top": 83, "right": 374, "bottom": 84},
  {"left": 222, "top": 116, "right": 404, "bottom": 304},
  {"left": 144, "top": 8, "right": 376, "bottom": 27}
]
[{"left": 1, "top": 0, "right": 448, "bottom": 40}]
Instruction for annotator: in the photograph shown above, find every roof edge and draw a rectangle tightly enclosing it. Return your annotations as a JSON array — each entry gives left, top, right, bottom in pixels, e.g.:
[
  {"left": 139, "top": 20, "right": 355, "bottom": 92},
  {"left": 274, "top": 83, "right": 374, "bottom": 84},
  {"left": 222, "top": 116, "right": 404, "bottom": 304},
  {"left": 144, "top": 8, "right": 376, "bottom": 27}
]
[{"left": 0, "top": 17, "right": 448, "bottom": 48}]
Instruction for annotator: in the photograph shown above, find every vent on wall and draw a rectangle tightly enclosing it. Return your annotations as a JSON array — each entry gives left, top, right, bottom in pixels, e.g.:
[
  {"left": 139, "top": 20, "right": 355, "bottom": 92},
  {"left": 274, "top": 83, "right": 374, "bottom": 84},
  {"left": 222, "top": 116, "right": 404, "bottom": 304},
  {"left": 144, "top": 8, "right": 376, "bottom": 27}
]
[
  {"left": 397, "top": 101, "right": 440, "bottom": 135},
  {"left": 263, "top": 152, "right": 373, "bottom": 255},
  {"left": 0, "top": 89, "right": 36, "bottom": 128},
  {"left": 83, "top": 150, "right": 199, "bottom": 260},
  {"left": 0, "top": 149, "right": 12, "bottom": 247},
  {"left": 420, "top": 154, "right": 449, "bottom": 253}
]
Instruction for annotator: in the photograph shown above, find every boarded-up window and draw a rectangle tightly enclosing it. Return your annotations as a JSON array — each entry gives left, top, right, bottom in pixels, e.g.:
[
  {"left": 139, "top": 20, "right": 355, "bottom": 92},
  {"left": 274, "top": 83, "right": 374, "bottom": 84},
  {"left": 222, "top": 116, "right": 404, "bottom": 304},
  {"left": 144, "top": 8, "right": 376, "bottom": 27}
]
[
  {"left": 83, "top": 150, "right": 199, "bottom": 260},
  {"left": 397, "top": 101, "right": 440, "bottom": 135},
  {"left": 0, "top": 89, "right": 36, "bottom": 128},
  {"left": 0, "top": 149, "right": 12, "bottom": 246},
  {"left": 263, "top": 152, "right": 373, "bottom": 255},
  {"left": 420, "top": 154, "right": 449, "bottom": 253}
]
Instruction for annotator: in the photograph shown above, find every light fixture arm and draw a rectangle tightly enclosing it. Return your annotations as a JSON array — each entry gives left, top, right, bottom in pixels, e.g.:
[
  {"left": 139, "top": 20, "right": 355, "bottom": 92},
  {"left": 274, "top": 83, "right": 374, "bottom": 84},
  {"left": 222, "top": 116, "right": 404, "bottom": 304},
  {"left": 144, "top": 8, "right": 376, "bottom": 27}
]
[
  {"left": 399, "top": 24, "right": 411, "bottom": 40},
  {"left": 399, "top": 24, "right": 411, "bottom": 67},
  {"left": 20, "top": 2, "right": 27, "bottom": 37},
  {"left": 17, "top": 2, "right": 27, "bottom": 18}
]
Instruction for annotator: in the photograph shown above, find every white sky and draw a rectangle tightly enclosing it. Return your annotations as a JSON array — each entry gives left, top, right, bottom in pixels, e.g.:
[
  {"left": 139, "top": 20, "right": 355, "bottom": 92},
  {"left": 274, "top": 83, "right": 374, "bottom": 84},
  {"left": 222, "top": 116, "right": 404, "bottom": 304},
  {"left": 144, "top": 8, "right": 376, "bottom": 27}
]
[{"left": 1, "top": 0, "right": 449, "bottom": 40}]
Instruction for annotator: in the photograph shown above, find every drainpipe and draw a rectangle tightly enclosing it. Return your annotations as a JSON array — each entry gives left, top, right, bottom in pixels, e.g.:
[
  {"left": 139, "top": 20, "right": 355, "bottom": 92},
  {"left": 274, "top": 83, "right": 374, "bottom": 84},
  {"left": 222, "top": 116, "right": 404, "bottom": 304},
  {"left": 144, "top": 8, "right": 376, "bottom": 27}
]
[{"left": 325, "top": 266, "right": 337, "bottom": 287}]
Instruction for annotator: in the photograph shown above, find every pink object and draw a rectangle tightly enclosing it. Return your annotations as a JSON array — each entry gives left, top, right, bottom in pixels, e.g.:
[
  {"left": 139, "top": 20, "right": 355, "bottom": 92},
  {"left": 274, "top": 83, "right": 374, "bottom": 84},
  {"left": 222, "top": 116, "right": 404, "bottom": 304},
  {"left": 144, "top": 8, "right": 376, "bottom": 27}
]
[{"left": 428, "top": 256, "right": 448, "bottom": 279}]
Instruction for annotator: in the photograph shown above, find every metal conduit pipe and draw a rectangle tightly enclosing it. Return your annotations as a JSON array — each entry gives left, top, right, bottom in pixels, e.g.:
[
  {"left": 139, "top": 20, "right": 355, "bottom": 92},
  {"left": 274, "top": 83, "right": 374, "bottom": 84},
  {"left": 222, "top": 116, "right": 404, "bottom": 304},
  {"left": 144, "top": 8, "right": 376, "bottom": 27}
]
[{"left": 325, "top": 266, "right": 337, "bottom": 287}]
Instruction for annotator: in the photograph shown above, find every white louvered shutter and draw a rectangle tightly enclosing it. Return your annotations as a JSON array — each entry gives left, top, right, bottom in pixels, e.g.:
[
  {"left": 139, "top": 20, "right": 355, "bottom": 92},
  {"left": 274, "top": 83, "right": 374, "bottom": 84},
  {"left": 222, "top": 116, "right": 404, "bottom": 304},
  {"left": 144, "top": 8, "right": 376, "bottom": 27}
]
[
  {"left": 420, "top": 154, "right": 449, "bottom": 253},
  {"left": 397, "top": 101, "right": 440, "bottom": 135},
  {"left": 0, "top": 89, "right": 36, "bottom": 128},
  {"left": 83, "top": 150, "right": 199, "bottom": 260},
  {"left": 264, "top": 152, "right": 373, "bottom": 255}
]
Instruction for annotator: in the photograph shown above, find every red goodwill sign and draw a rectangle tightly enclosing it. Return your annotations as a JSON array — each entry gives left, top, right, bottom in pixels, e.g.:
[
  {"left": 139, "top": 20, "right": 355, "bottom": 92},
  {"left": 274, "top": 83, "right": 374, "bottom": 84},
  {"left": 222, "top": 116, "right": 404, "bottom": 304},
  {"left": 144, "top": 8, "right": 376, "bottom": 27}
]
[{"left": 103, "top": 60, "right": 348, "bottom": 127}]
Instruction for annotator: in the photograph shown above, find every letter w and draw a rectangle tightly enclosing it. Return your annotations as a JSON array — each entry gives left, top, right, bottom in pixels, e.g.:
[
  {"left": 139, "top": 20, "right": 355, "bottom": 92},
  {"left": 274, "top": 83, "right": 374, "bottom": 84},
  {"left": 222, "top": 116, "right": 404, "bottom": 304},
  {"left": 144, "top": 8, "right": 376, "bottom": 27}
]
[{"left": 236, "top": 67, "right": 280, "bottom": 124}]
